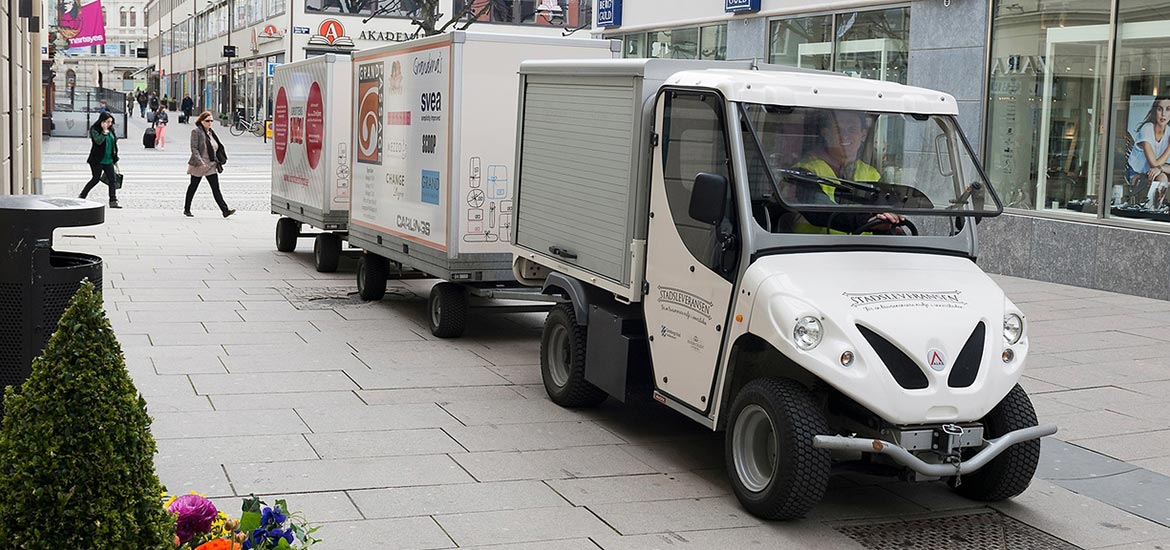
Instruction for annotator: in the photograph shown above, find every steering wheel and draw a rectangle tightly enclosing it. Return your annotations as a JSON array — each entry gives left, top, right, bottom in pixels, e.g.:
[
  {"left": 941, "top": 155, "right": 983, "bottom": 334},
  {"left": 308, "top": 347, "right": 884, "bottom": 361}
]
[{"left": 851, "top": 217, "right": 918, "bottom": 236}]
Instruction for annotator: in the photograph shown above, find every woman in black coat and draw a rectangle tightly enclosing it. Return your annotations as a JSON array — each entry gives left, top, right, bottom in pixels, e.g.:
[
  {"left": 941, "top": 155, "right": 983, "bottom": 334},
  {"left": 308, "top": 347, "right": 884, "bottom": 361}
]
[{"left": 79, "top": 112, "right": 121, "bottom": 208}]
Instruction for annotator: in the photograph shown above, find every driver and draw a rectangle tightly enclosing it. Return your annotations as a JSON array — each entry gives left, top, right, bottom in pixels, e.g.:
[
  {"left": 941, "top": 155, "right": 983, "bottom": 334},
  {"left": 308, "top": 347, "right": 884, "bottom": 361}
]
[{"left": 789, "top": 110, "right": 905, "bottom": 234}]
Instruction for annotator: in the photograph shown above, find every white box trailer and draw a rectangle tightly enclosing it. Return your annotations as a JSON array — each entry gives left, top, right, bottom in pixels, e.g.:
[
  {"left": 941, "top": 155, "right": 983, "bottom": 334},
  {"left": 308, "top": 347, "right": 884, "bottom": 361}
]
[
  {"left": 348, "top": 31, "right": 619, "bottom": 337},
  {"left": 270, "top": 53, "right": 354, "bottom": 272}
]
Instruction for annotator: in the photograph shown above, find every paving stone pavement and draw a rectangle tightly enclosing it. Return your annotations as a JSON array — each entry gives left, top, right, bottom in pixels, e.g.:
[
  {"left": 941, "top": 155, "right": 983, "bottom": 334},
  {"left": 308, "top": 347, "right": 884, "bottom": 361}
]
[{"left": 36, "top": 152, "right": 1170, "bottom": 547}]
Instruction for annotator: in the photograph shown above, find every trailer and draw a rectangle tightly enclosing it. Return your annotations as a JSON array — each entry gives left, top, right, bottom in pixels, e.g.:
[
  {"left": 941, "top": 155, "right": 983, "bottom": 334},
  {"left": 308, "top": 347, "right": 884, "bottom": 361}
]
[
  {"left": 347, "top": 31, "right": 619, "bottom": 337},
  {"left": 511, "top": 58, "right": 1056, "bottom": 519},
  {"left": 270, "top": 53, "right": 353, "bottom": 272}
]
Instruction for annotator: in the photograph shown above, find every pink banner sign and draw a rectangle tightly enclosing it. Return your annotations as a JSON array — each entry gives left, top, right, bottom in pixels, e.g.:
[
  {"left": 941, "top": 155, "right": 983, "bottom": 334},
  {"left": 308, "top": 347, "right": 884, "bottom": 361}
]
[{"left": 58, "top": 0, "right": 106, "bottom": 48}]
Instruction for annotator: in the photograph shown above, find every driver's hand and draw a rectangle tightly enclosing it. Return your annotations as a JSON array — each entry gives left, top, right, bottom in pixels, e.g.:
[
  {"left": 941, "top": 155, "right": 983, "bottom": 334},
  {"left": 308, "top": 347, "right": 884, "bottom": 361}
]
[{"left": 868, "top": 212, "right": 904, "bottom": 225}]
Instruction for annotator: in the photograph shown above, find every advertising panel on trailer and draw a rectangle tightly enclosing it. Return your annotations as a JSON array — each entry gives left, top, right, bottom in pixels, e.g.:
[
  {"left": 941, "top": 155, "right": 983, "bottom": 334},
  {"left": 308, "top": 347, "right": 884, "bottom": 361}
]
[
  {"left": 346, "top": 31, "right": 619, "bottom": 337},
  {"left": 270, "top": 53, "right": 354, "bottom": 273}
]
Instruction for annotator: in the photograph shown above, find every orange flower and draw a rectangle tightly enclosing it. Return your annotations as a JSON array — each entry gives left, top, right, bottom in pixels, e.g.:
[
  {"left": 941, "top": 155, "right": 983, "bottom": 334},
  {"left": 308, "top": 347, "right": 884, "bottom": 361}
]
[{"left": 195, "top": 540, "right": 241, "bottom": 550}]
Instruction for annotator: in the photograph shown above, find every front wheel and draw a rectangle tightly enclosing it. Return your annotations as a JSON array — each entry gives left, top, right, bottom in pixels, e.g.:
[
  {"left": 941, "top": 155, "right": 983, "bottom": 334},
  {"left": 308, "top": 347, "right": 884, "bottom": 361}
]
[
  {"left": 427, "top": 282, "right": 468, "bottom": 338},
  {"left": 949, "top": 384, "right": 1040, "bottom": 501},
  {"left": 275, "top": 217, "right": 300, "bottom": 252},
  {"left": 314, "top": 233, "right": 342, "bottom": 273},
  {"left": 540, "top": 304, "right": 606, "bottom": 408},
  {"left": 252, "top": 122, "right": 265, "bottom": 137},
  {"left": 726, "top": 378, "right": 831, "bottom": 520},
  {"left": 357, "top": 254, "right": 388, "bottom": 301}
]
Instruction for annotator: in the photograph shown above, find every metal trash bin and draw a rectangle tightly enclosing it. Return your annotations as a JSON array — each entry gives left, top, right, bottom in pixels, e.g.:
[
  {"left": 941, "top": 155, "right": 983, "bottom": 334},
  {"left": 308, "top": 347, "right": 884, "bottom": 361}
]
[{"left": 0, "top": 196, "right": 104, "bottom": 402}]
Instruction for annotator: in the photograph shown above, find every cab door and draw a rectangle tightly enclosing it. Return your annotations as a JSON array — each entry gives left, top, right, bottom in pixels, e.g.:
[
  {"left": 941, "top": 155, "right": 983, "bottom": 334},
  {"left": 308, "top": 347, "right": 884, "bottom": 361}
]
[{"left": 644, "top": 90, "right": 741, "bottom": 413}]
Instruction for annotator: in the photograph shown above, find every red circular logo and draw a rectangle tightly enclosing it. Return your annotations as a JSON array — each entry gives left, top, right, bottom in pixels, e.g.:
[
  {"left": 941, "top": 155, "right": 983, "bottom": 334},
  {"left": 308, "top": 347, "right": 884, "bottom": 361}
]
[
  {"left": 273, "top": 87, "right": 289, "bottom": 165},
  {"left": 305, "top": 82, "right": 325, "bottom": 170}
]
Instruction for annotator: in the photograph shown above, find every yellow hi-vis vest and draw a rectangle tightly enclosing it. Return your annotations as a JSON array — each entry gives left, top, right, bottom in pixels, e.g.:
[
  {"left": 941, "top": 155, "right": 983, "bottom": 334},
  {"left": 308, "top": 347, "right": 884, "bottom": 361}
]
[{"left": 789, "top": 158, "right": 882, "bottom": 235}]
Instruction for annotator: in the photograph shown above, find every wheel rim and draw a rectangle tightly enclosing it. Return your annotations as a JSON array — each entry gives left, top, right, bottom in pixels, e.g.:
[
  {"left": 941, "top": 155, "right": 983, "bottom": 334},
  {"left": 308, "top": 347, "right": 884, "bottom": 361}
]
[
  {"left": 430, "top": 293, "right": 442, "bottom": 328},
  {"left": 314, "top": 239, "right": 321, "bottom": 263},
  {"left": 546, "top": 324, "right": 571, "bottom": 387},
  {"left": 733, "top": 404, "right": 778, "bottom": 493},
  {"left": 358, "top": 261, "right": 366, "bottom": 293}
]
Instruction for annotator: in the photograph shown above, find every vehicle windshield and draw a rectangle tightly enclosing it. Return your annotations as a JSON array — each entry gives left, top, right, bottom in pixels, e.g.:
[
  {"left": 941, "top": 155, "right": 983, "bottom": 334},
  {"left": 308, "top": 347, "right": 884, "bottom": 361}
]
[{"left": 738, "top": 104, "right": 1002, "bottom": 233}]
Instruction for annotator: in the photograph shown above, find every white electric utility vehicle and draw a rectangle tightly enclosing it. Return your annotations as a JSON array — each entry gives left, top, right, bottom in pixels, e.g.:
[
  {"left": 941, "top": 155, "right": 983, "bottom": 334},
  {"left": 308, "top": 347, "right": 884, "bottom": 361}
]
[{"left": 510, "top": 59, "right": 1057, "bottom": 519}]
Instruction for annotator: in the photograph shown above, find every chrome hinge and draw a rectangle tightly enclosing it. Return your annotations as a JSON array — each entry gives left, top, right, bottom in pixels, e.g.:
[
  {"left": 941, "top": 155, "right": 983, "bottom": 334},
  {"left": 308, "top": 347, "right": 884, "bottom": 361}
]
[{"left": 650, "top": 133, "right": 659, "bottom": 147}]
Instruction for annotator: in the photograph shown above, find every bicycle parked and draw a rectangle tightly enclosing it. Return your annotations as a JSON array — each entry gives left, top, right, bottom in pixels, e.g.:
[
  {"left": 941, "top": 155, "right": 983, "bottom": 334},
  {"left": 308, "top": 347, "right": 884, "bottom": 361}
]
[{"left": 230, "top": 115, "right": 265, "bottom": 137}]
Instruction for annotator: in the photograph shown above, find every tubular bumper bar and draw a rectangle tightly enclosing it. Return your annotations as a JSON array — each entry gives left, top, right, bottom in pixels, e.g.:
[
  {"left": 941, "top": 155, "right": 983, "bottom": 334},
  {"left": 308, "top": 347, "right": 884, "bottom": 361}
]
[{"left": 812, "top": 424, "right": 1058, "bottom": 478}]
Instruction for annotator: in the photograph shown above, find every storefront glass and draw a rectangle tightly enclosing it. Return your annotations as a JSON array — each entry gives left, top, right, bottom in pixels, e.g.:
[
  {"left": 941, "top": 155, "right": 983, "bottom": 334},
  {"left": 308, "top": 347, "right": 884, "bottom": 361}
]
[
  {"left": 699, "top": 24, "right": 727, "bottom": 61},
  {"left": 768, "top": 15, "right": 832, "bottom": 70},
  {"left": 649, "top": 27, "right": 699, "bottom": 59},
  {"left": 622, "top": 33, "right": 644, "bottom": 58},
  {"left": 1107, "top": 0, "right": 1170, "bottom": 221},
  {"left": 985, "top": 0, "right": 1110, "bottom": 214},
  {"left": 767, "top": 7, "right": 908, "bottom": 84}
]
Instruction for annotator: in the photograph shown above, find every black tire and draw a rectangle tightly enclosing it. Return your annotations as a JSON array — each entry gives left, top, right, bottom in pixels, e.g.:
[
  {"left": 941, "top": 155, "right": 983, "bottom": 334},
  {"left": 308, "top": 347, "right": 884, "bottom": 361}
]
[
  {"left": 428, "top": 282, "right": 468, "bottom": 338},
  {"left": 357, "top": 254, "right": 388, "bottom": 301},
  {"left": 540, "top": 303, "right": 607, "bottom": 408},
  {"left": 275, "top": 217, "right": 300, "bottom": 252},
  {"left": 950, "top": 384, "right": 1040, "bottom": 501},
  {"left": 725, "top": 377, "right": 831, "bottom": 520},
  {"left": 314, "top": 233, "right": 342, "bottom": 273}
]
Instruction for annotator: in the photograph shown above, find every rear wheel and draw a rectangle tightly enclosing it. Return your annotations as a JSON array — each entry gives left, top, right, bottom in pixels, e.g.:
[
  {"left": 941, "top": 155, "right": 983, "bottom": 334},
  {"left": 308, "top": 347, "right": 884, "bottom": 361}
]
[
  {"left": 950, "top": 384, "right": 1040, "bottom": 501},
  {"left": 540, "top": 304, "right": 606, "bottom": 408},
  {"left": 427, "top": 282, "right": 468, "bottom": 338},
  {"left": 726, "top": 377, "right": 831, "bottom": 520},
  {"left": 357, "top": 254, "right": 388, "bottom": 301},
  {"left": 275, "top": 217, "right": 300, "bottom": 252},
  {"left": 314, "top": 233, "right": 342, "bottom": 273}
]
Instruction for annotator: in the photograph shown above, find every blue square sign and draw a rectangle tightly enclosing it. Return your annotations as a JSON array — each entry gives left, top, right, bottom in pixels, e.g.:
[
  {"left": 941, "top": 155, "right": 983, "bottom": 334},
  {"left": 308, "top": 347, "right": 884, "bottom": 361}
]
[
  {"left": 421, "top": 170, "right": 440, "bottom": 205},
  {"left": 597, "top": 0, "right": 622, "bottom": 28},
  {"left": 726, "top": 0, "right": 760, "bottom": 13}
]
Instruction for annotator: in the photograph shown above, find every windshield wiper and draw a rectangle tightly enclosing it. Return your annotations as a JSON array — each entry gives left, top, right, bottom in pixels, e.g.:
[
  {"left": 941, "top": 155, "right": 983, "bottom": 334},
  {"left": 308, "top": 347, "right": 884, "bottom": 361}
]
[{"left": 775, "top": 168, "right": 879, "bottom": 194}]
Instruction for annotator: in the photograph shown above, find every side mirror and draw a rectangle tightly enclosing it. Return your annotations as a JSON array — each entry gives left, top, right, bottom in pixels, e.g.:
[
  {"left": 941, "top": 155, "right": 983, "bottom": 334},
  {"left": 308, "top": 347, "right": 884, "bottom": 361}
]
[{"left": 689, "top": 172, "right": 728, "bottom": 225}]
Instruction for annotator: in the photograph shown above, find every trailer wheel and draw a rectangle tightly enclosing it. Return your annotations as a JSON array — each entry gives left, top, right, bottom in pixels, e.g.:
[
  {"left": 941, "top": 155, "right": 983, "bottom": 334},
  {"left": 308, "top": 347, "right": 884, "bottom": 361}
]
[
  {"left": 540, "top": 303, "right": 606, "bottom": 408},
  {"left": 428, "top": 282, "right": 469, "bottom": 338},
  {"left": 357, "top": 254, "right": 388, "bottom": 301},
  {"left": 314, "top": 233, "right": 343, "bottom": 273},
  {"left": 726, "top": 377, "right": 831, "bottom": 520},
  {"left": 276, "top": 217, "right": 300, "bottom": 252},
  {"left": 950, "top": 384, "right": 1040, "bottom": 501}
]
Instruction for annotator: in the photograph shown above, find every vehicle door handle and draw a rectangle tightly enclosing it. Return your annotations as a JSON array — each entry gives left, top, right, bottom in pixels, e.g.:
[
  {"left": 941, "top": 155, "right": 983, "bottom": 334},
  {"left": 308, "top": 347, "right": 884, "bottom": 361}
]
[{"left": 549, "top": 246, "right": 578, "bottom": 260}]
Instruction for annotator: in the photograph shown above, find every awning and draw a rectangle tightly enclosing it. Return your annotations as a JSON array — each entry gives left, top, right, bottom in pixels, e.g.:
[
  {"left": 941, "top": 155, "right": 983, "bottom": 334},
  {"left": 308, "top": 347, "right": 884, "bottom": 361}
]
[{"left": 128, "top": 64, "right": 155, "bottom": 77}]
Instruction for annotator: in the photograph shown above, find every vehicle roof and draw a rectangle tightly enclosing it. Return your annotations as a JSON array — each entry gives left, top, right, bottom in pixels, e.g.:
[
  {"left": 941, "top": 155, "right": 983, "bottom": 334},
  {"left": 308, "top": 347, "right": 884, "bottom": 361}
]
[{"left": 665, "top": 68, "right": 959, "bottom": 115}]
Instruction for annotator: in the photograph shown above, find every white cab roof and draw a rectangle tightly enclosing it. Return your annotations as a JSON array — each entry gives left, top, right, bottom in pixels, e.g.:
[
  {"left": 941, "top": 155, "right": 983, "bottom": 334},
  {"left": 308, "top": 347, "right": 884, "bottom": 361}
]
[{"left": 665, "top": 69, "right": 959, "bottom": 116}]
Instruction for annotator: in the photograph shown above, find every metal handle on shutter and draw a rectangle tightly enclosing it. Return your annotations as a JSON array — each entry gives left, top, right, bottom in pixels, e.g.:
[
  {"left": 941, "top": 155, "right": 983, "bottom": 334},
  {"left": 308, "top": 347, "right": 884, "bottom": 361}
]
[{"left": 549, "top": 246, "right": 578, "bottom": 260}]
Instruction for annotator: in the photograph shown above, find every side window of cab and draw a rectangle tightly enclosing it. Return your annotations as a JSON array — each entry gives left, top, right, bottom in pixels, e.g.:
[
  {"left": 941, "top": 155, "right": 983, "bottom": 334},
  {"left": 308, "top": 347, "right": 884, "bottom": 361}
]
[{"left": 660, "top": 91, "right": 738, "bottom": 279}]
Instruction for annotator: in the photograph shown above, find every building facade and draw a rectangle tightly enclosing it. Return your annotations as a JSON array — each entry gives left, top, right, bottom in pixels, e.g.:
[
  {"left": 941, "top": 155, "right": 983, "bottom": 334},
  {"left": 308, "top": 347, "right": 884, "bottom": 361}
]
[
  {"left": 3, "top": 0, "right": 44, "bottom": 195},
  {"left": 595, "top": 0, "right": 1170, "bottom": 301},
  {"left": 146, "top": 0, "right": 593, "bottom": 121},
  {"left": 50, "top": 0, "right": 151, "bottom": 92}
]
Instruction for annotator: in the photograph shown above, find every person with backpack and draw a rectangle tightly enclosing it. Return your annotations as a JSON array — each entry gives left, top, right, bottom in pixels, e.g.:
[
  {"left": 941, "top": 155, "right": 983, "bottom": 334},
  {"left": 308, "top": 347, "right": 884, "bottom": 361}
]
[
  {"left": 137, "top": 92, "right": 148, "bottom": 118},
  {"left": 185, "top": 111, "right": 236, "bottom": 218},
  {"left": 148, "top": 93, "right": 159, "bottom": 112},
  {"left": 152, "top": 105, "right": 169, "bottom": 149},
  {"left": 79, "top": 112, "right": 121, "bottom": 209}
]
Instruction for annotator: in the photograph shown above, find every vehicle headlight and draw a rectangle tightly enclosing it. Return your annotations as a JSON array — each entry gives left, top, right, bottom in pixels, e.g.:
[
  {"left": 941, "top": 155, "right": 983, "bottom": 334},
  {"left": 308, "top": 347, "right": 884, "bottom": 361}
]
[
  {"left": 1003, "top": 313, "right": 1023, "bottom": 345},
  {"left": 793, "top": 316, "right": 823, "bottom": 350}
]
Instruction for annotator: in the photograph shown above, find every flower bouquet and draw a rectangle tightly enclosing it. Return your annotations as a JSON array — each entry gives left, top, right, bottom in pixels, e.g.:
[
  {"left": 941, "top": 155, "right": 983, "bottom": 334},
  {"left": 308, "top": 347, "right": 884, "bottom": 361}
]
[{"left": 166, "top": 493, "right": 321, "bottom": 550}]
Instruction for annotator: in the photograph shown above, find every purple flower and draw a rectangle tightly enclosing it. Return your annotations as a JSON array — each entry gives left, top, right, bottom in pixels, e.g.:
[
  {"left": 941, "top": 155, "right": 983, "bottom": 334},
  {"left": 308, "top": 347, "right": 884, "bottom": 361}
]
[{"left": 167, "top": 494, "right": 218, "bottom": 543}]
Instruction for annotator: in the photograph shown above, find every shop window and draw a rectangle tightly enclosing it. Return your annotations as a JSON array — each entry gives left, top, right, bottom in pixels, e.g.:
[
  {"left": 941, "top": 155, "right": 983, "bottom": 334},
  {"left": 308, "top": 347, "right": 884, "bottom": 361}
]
[
  {"left": 650, "top": 28, "right": 699, "bottom": 59},
  {"left": 457, "top": 0, "right": 591, "bottom": 28},
  {"left": 768, "top": 15, "right": 831, "bottom": 70},
  {"left": 622, "top": 33, "right": 645, "bottom": 58},
  {"left": 699, "top": 24, "right": 727, "bottom": 61},
  {"left": 767, "top": 8, "right": 908, "bottom": 84},
  {"left": 985, "top": 0, "right": 1109, "bottom": 214},
  {"left": 305, "top": 0, "right": 426, "bottom": 18},
  {"left": 1107, "top": 0, "right": 1170, "bottom": 222}
]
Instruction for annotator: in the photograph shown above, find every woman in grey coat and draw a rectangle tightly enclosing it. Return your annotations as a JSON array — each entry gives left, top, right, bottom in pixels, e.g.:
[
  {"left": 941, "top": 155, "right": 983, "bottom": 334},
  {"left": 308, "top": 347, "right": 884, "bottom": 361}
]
[{"left": 184, "top": 111, "right": 236, "bottom": 217}]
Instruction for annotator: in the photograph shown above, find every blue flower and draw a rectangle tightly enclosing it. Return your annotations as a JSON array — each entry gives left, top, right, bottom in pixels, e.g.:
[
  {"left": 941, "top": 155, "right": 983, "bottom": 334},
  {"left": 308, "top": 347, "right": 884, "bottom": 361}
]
[{"left": 260, "top": 505, "right": 287, "bottom": 527}]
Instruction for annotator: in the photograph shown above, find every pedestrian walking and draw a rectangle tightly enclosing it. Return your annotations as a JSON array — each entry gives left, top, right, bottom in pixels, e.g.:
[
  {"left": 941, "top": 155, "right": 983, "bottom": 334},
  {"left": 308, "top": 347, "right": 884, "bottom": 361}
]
[
  {"left": 181, "top": 94, "right": 194, "bottom": 123},
  {"left": 152, "top": 105, "right": 169, "bottom": 149},
  {"left": 184, "top": 111, "right": 236, "bottom": 218},
  {"left": 137, "top": 91, "right": 147, "bottom": 118},
  {"left": 79, "top": 112, "right": 121, "bottom": 209},
  {"left": 149, "top": 93, "right": 159, "bottom": 112}
]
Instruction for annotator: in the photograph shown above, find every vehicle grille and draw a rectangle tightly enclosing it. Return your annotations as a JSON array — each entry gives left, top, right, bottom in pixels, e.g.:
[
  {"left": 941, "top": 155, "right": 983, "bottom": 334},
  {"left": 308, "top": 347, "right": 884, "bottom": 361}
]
[
  {"left": 948, "top": 321, "right": 985, "bottom": 388},
  {"left": 856, "top": 324, "right": 928, "bottom": 390}
]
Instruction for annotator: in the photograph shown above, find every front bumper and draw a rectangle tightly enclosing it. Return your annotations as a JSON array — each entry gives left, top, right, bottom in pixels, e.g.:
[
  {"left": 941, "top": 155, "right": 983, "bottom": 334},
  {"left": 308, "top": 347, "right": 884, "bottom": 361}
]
[{"left": 812, "top": 424, "right": 1057, "bottom": 477}]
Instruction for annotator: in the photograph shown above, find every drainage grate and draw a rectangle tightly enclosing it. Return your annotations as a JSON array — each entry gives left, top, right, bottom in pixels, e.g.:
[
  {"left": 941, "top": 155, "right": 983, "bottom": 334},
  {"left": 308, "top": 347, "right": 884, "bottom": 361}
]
[
  {"left": 277, "top": 286, "right": 420, "bottom": 310},
  {"left": 836, "top": 510, "right": 1082, "bottom": 550}
]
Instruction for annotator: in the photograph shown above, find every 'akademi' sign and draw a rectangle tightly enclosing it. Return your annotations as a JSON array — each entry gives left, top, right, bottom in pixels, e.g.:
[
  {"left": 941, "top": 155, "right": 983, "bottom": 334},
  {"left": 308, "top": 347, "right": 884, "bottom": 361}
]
[
  {"left": 597, "top": 0, "right": 621, "bottom": 28},
  {"left": 725, "top": 0, "right": 761, "bottom": 13}
]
